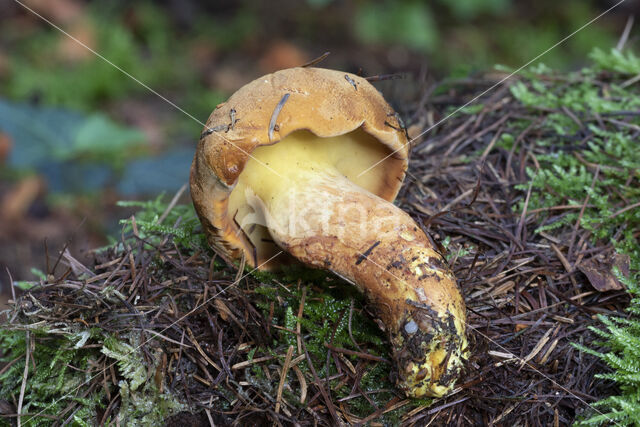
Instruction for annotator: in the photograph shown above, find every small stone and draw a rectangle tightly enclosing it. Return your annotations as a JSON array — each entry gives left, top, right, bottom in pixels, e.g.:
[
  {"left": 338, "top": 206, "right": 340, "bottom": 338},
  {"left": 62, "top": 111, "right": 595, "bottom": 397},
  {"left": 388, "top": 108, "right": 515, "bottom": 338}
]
[{"left": 404, "top": 319, "right": 418, "bottom": 334}]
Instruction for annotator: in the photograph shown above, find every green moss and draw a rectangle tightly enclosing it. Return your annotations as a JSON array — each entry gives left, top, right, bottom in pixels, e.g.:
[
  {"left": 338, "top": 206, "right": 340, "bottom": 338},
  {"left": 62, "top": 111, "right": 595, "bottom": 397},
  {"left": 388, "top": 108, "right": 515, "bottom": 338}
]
[
  {"left": 0, "top": 326, "right": 105, "bottom": 426},
  {"left": 251, "top": 270, "right": 400, "bottom": 419},
  {"left": 509, "top": 53, "right": 640, "bottom": 279},
  {"left": 102, "top": 335, "right": 185, "bottom": 426},
  {"left": 572, "top": 275, "right": 640, "bottom": 425},
  {"left": 116, "top": 195, "right": 210, "bottom": 251},
  {"left": 505, "top": 47, "right": 640, "bottom": 426},
  {"left": 0, "top": 325, "right": 185, "bottom": 426}
]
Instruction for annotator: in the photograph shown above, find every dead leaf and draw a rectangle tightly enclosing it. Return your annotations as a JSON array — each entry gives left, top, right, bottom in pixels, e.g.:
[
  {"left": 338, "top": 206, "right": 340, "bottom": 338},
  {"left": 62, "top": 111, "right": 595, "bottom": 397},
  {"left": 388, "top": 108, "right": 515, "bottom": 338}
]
[
  {"left": 189, "top": 39, "right": 218, "bottom": 73},
  {"left": 57, "top": 19, "right": 96, "bottom": 62},
  {"left": 209, "top": 63, "right": 255, "bottom": 93},
  {"left": 259, "top": 40, "right": 309, "bottom": 73},
  {"left": 22, "top": 0, "right": 94, "bottom": 62},
  {"left": 0, "top": 132, "right": 11, "bottom": 163},
  {"left": 23, "top": 0, "right": 84, "bottom": 22},
  {"left": 0, "top": 400, "right": 16, "bottom": 418},
  {"left": 577, "top": 252, "right": 630, "bottom": 292},
  {"left": 1, "top": 175, "right": 45, "bottom": 221},
  {"left": 407, "top": 117, "right": 426, "bottom": 140},
  {"left": 214, "top": 298, "right": 238, "bottom": 323}
]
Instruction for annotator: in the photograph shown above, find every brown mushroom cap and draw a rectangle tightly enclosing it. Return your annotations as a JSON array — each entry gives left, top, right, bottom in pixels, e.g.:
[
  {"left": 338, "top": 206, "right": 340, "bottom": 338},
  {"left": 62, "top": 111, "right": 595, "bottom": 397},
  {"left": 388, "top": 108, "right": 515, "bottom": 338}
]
[{"left": 191, "top": 67, "right": 409, "bottom": 268}]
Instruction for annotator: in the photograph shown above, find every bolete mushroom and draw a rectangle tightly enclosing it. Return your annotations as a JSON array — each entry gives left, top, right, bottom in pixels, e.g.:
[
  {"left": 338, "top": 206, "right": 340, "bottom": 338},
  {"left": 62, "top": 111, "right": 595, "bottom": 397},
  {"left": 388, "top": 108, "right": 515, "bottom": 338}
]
[{"left": 190, "top": 67, "right": 468, "bottom": 397}]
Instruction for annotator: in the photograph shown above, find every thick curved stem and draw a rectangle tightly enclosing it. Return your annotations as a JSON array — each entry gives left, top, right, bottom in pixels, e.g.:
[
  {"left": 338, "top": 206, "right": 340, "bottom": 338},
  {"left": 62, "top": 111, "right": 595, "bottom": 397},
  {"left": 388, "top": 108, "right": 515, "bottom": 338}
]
[{"left": 248, "top": 170, "right": 468, "bottom": 397}]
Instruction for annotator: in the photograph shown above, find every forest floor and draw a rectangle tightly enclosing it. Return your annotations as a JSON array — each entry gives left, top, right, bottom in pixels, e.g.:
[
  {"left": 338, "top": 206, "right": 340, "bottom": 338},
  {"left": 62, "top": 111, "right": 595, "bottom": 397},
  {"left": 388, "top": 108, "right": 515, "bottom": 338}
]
[{"left": 1, "top": 48, "right": 639, "bottom": 425}]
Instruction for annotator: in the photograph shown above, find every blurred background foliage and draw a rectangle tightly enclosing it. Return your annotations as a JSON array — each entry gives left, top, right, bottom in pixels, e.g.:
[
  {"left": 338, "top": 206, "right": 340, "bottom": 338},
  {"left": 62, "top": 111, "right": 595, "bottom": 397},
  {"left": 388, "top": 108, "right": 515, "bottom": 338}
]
[{"left": 0, "top": 0, "right": 636, "bottom": 281}]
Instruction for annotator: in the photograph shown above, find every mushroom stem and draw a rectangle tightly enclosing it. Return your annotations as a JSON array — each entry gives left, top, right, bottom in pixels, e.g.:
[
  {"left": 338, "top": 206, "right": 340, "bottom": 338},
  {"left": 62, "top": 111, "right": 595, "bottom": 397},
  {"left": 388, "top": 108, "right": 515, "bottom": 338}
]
[{"left": 244, "top": 166, "right": 468, "bottom": 397}]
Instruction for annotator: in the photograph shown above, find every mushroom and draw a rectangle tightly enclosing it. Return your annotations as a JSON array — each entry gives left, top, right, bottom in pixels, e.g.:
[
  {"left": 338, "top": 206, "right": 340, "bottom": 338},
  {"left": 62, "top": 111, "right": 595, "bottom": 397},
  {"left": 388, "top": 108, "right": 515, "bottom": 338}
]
[{"left": 190, "top": 67, "right": 468, "bottom": 397}]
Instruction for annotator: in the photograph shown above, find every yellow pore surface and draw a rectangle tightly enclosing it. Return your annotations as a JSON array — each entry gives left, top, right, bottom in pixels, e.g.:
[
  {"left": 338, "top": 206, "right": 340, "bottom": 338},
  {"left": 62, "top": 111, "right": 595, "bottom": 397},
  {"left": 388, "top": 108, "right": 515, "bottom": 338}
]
[{"left": 227, "top": 128, "right": 393, "bottom": 262}]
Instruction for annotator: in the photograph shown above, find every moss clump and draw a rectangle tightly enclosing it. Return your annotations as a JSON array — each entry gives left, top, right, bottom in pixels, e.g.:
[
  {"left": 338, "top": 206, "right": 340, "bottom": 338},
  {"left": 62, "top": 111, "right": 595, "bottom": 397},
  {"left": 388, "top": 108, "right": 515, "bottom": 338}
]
[
  {"left": 117, "top": 193, "right": 209, "bottom": 251},
  {"left": 251, "top": 271, "right": 408, "bottom": 420},
  {"left": 508, "top": 48, "right": 639, "bottom": 285},
  {"left": 101, "top": 336, "right": 185, "bottom": 426},
  {"left": 0, "top": 326, "right": 104, "bottom": 426},
  {"left": 0, "top": 326, "right": 185, "bottom": 426}
]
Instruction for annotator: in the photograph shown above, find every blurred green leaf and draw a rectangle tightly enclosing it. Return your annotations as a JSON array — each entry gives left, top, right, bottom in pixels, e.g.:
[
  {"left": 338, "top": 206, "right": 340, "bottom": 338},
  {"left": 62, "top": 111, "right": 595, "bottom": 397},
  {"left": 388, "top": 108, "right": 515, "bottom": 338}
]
[
  {"left": 73, "top": 114, "right": 145, "bottom": 163},
  {"left": 306, "top": 0, "right": 334, "bottom": 8},
  {"left": 7, "top": 18, "right": 140, "bottom": 111},
  {"left": 3, "top": 2, "right": 211, "bottom": 115},
  {"left": 0, "top": 99, "right": 145, "bottom": 167},
  {"left": 354, "top": 1, "right": 438, "bottom": 52},
  {"left": 14, "top": 281, "right": 37, "bottom": 290},
  {"left": 193, "top": 7, "right": 257, "bottom": 50},
  {"left": 0, "top": 99, "right": 84, "bottom": 167},
  {"left": 30, "top": 268, "right": 47, "bottom": 281},
  {"left": 117, "top": 147, "right": 193, "bottom": 195},
  {"left": 0, "top": 98, "right": 148, "bottom": 192},
  {"left": 439, "top": 0, "right": 510, "bottom": 19}
]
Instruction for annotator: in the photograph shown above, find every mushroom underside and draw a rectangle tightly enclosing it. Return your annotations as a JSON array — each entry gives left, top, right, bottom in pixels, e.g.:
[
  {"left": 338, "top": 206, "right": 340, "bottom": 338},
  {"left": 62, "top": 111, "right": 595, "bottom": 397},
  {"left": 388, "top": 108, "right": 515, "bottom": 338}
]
[
  {"left": 228, "top": 128, "right": 404, "bottom": 266},
  {"left": 231, "top": 129, "right": 468, "bottom": 397}
]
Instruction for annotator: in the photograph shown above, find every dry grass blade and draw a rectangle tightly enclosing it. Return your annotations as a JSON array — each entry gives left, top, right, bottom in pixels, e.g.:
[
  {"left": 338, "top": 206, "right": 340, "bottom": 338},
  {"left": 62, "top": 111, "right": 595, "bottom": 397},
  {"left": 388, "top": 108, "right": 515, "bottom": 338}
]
[
  {"left": 275, "top": 345, "right": 295, "bottom": 414},
  {"left": 17, "top": 332, "right": 30, "bottom": 427}
]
